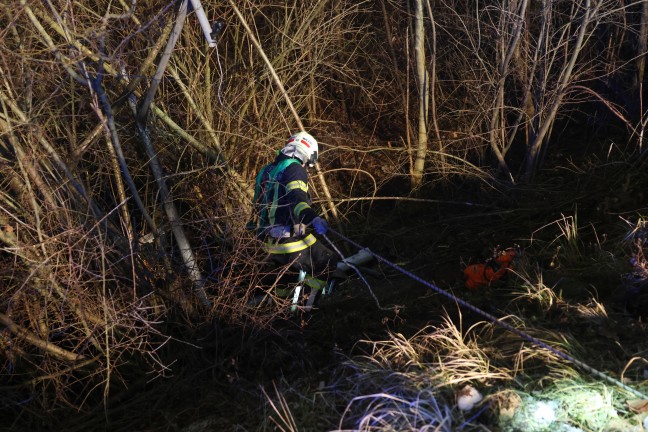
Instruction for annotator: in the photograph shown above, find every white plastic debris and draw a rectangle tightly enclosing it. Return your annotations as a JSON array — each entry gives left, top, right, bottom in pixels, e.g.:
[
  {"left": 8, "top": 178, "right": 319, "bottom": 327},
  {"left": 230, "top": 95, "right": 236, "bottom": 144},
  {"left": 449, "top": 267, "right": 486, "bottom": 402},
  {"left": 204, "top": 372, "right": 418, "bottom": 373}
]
[{"left": 456, "top": 385, "right": 483, "bottom": 411}]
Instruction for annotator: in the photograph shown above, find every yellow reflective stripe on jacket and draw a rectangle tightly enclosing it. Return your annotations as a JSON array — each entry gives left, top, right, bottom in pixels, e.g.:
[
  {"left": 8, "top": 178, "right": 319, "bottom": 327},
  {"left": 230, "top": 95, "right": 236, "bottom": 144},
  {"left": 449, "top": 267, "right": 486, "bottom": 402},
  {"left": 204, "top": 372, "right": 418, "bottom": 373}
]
[
  {"left": 293, "top": 201, "right": 311, "bottom": 218},
  {"left": 285, "top": 180, "right": 308, "bottom": 193},
  {"left": 265, "top": 234, "right": 317, "bottom": 254}
]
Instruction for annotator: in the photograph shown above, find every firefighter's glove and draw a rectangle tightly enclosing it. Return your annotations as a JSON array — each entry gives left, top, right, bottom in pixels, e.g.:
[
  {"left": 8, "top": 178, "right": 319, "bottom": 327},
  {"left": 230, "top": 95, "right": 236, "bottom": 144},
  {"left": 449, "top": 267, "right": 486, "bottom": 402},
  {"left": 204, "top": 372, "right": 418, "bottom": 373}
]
[{"left": 312, "top": 217, "right": 329, "bottom": 235}]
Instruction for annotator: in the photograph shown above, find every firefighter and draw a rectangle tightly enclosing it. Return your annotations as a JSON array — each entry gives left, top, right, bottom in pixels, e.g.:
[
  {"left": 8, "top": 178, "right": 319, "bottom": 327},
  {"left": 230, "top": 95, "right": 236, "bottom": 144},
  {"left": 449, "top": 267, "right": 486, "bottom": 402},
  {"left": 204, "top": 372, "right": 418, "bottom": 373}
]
[{"left": 249, "top": 131, "right": 337, "bottom": 300}]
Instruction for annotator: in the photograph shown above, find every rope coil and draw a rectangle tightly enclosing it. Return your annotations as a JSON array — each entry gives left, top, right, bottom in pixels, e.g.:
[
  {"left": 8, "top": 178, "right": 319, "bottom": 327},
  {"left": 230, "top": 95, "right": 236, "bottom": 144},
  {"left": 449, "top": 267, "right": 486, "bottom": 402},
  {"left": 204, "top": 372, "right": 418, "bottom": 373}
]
[{"left": 327, "top": 228, "right": 648, "bottom": 400}]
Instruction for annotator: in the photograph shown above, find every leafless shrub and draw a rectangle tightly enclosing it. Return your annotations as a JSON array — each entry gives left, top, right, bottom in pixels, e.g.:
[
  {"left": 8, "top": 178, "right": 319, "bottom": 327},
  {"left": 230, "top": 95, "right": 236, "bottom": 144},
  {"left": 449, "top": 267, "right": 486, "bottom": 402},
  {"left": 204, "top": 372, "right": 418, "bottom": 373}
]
[
  {"left": 1, "top": 0, "right": 392, "bottom": 413},
  {"left": 2, "top": 0, "right": 647, "bottom": 422}
]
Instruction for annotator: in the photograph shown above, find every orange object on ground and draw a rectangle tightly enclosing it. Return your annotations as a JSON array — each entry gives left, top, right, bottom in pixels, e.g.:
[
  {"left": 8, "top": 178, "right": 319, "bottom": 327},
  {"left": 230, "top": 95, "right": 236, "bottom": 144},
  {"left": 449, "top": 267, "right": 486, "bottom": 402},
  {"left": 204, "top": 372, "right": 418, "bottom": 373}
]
[{"left": 464, "top": 248, "right": 517, "bottom": 290}]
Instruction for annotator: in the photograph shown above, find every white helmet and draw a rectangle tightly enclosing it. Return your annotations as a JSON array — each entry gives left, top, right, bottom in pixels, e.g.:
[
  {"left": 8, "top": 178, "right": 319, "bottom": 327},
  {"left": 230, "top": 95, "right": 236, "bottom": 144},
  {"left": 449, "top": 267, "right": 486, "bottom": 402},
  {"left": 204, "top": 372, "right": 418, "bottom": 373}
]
[{"left": 281, "top": 131, "right": 318, "bottom": 167}]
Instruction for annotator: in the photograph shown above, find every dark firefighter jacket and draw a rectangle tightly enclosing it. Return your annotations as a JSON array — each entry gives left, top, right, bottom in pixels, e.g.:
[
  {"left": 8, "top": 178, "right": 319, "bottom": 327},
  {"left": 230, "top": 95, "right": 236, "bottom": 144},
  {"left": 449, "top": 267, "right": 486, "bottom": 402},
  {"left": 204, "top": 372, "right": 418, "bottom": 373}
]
[{"left": 252, "top": 153, "right": 319, "bottom": 234}]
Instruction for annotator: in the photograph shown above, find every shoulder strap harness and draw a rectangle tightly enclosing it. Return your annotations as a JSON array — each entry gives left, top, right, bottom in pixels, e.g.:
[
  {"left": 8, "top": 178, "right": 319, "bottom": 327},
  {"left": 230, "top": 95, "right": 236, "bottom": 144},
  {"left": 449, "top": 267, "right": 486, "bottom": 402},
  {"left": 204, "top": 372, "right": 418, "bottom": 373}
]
[{"left": 250, "top": 158, "right": 301, "bottom": 232}]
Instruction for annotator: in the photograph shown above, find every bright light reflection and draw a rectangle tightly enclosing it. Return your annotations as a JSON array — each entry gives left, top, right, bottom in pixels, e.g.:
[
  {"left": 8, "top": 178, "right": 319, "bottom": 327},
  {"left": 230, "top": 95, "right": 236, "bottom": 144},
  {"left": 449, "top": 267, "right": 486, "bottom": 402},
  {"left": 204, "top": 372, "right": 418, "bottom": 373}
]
[{"left": 532, "top": 401, "right": 556, "bottom": 423}]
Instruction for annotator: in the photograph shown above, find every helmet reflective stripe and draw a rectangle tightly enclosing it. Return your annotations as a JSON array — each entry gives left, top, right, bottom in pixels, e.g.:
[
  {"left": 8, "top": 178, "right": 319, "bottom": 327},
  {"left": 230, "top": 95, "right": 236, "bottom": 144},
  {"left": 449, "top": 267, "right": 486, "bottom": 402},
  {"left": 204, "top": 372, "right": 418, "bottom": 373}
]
[
  {"left": 284, "top": 131, "right": 318, "bottom": 167},
  {"left": 287, "top": 137, "right": 311, "bottom": 147}
]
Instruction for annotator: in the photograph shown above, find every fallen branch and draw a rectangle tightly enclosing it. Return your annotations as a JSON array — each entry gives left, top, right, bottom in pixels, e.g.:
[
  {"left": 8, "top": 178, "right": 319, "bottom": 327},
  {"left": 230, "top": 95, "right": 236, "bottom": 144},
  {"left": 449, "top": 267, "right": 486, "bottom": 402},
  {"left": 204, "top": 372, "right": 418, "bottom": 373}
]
[{"left": 0, "top": 313, "right": 87, "bottom": 363}]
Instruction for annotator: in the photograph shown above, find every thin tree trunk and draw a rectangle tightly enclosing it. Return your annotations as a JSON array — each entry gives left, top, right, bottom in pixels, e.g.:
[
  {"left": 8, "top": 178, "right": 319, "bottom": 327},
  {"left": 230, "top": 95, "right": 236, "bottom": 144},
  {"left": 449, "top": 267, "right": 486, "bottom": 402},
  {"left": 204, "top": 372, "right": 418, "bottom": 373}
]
[
  {"left": 27, "top": 0, "right": 250, "bottom": 205},
  {"left": 634, "top": 0, "right": 648, "bottom": 93},
  {"left": 505, "top": 1, "right": 538, "bottom": 157},
  {"left": 228, "top": 0, "right": 341, "bottom": 224},
  {"left": 137, "top": 0, "right": 188, "bottom": 124},
  {"left": 93, "top": 71, "right": 153, "bottom": 237},
  {"left": 412, "top": 0, "right": 428, "bottom": 188},
  {"left": 523, "top": 0, "right": 592, "bottom": 182},
  {"left": 137, "top": 123, "right": 211, "bottom": 309},
  {"left": 380, "top": 0, "right": 414, "bottom": 143},
  {"left": 425, "top": 0, "right": 444, "bottom": 168},
  {"left": 136, "top": 0, "right": 210, "bottom": 309},
  {"left": 488, "top": 0, "right": 528, "bottom": 181}
]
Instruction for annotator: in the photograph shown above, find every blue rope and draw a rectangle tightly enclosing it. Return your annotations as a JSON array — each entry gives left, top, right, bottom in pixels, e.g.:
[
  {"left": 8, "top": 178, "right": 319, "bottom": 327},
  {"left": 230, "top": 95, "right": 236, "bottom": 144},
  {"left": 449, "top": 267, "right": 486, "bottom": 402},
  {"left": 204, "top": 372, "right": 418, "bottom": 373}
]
[{"left": 328, "top": 228, "right": 648, "bottom": 400}]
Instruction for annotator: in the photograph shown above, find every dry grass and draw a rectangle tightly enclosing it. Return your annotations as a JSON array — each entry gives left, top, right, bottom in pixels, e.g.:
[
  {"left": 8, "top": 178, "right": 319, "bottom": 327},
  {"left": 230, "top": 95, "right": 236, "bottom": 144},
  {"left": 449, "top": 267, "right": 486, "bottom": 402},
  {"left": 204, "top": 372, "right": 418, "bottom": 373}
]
[
  {"left": 2, "top": 0, "right": 648, "bottom": 429},
  {"left": 0, "top": 0, "right": 387, "bottom": 414},
  {"left": 268, "top": 214, "right": 648, "bottom": 431}
]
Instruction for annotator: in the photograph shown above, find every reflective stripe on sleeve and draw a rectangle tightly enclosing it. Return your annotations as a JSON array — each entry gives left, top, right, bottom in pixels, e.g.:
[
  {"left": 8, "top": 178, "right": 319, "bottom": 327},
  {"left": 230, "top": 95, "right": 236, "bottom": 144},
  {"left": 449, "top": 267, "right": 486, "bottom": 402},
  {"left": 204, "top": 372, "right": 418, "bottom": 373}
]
[
  {"left": 265, "top": 234, "right": 317, "bottom": 254},
  {"left": 293, "top": 202, "right": 311, "bottom": 218},
  {"left": 285, "top": 180, "right": 308, "bottom": 193}
]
